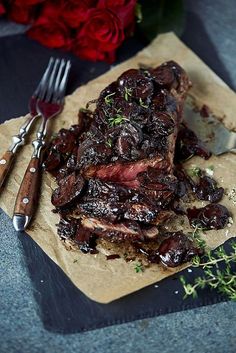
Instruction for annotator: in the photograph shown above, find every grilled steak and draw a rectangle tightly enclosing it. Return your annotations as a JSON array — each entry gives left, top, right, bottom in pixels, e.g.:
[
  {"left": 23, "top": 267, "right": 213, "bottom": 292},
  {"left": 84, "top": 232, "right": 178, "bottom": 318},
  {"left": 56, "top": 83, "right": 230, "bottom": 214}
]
[
  {"left": 78, "top": 61, "right": 190, "bottom": 181},
  {"left": 44, "top": 60, "right": 230, "bottom": 267},
  {"left": 50, "top": 61, "right": 191, "bottom": 249}
]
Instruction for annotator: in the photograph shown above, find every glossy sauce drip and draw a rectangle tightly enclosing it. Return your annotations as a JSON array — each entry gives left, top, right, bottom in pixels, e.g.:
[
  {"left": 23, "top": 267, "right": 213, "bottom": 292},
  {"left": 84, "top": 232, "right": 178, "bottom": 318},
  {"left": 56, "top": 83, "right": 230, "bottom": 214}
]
[
  {"left": 187, "top": 204, "right": 230, "bottom": 230},
  {"left": 133, "top": 232, "right": 202, "bottom": 267},
  {"left": 194, "top": 175, "right": 224, "bottom": 203},
  {"left": 157, "top": 232, "right": 201, "bottom": 267},
  {"left": 175, "top": 125, "right": 211, "bottom": 161},
  {"left": 45, "top": 63, "right": 232, "bottom": 268},
  {"left": 174, "top": 166, "right": 224, "bottom": 204}
]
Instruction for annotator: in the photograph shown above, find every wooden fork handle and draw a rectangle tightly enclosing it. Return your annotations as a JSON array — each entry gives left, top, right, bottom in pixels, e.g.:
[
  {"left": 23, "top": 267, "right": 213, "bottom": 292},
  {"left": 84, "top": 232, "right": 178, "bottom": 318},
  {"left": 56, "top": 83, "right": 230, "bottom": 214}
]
[
  {"left": 13, "top": 157, "right": 41, "bottom": 231},
  {"left": 0, "top": 151, "right": 15, "bottom": 189}
]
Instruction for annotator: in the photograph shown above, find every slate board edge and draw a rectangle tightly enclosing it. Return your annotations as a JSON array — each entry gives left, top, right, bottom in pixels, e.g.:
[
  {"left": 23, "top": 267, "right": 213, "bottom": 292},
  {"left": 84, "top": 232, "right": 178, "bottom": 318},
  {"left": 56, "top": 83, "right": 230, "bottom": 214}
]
[{"left": 43, "top": 293, "right": 227, "bottom": 334}]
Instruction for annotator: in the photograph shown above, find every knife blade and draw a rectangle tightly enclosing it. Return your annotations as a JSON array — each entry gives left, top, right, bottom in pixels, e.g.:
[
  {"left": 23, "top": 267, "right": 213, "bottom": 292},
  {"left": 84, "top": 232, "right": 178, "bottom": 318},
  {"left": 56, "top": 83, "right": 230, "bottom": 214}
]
[{"left": 184, "top": 102, "right": 236, "bottom": 155}]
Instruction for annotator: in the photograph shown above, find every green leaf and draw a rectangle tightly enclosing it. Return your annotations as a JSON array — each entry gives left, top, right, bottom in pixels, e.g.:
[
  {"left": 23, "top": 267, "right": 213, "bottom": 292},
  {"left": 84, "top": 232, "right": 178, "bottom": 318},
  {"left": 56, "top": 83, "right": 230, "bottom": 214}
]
[
  {"left": 187, "top": 166, "right": 201, "bottom": 178},
  {"left": 180, "top": 241, "right": 236, "bottom": 302},
  {"left": 105, "top": 138, "right": 113, "bottom": 148},
  {"left": 104, "top": 92, "right": 115, "bottom": 106},
  {"left": 134, "top": 262, "right": 144, "bottom": 273},
  {"left": 139, "top": 98, "right": 148, "bottom": 108},
  {"left": 138, "top": 0, "right": 185, "bottom": 42},
  {"left": 108, "top": 114, "right": 128, "bottom": 127},
  {"left": 124, "top": 87, "right": 132, "bottom": 101}
]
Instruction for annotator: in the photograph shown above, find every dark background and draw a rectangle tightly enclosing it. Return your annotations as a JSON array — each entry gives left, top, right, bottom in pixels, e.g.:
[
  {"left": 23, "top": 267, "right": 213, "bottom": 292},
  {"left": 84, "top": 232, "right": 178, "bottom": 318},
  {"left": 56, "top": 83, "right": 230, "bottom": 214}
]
[{"left": 0, "top": 0, "right": 236, "bottom": 352}]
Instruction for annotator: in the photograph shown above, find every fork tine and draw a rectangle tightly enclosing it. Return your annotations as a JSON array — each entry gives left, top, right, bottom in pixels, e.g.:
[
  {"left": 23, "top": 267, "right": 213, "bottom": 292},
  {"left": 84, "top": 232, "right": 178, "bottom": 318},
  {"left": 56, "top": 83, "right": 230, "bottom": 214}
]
[
  {"left": 51, "top": 59, "right": 66, "bottom": 103},
  {"left": 45, "top": 58, "right": 61, "bottom": 102},
  {"left": 53, "top": 60, "right": 71, "bottom": 103},
  {"left": 33, "top": 57, "right": 55, "bottom": 98}
]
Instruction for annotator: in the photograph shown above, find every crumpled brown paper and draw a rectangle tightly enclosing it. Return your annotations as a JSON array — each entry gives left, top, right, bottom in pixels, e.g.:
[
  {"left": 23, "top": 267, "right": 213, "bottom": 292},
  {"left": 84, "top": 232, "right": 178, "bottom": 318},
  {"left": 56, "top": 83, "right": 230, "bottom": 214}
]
[{"left": 0, "top": 33, "right": 235, "bottom": 303}]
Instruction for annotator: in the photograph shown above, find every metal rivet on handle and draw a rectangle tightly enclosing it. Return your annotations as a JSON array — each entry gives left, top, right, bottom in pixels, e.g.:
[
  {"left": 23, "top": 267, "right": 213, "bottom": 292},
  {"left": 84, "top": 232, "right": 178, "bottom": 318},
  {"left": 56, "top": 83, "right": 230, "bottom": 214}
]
[
  {"left": 30, "top": 167, "right": 36, "bottom": 173},
  {"left": 22, "top": 197, "right": 29, "bottom": 204},
  {"left": 0, "top": 159, "right": 6, "bottom": 165}
]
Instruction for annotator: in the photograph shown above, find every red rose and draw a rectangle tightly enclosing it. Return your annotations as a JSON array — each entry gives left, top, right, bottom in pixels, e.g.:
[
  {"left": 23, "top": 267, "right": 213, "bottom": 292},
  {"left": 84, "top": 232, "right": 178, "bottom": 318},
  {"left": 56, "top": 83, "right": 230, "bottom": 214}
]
[
  {"left": 73, "top": 8, "right": 125, "bottom": 63},
  {"left": 14, "top": 0, "right": 45, "bottom": 4},
  {"left": 7, "top": 0, "right": 45, "bottom": 24},
  {"left": 27, "top": 16, "right": 71, "bottom": 49},
  {"left": 27, "top": 1, "right": 71, "bottom": 49},
  {"left": 0, "top": 1, "right": 5, "bottom": 16},
  {"left": 61, "top": 0, "right": 98, "bottom": 28},
  {"left": 98, "top": 0, "right": 136, "bottom": 32},
  {"left": 8, "top": 5, "right": 37, "bottom": 24},
  {"left": 74, "top": 38, "right": 116, "bottom": 63},
  {"left": 35, "top": 1, "right": 62, "bottom": 18}
]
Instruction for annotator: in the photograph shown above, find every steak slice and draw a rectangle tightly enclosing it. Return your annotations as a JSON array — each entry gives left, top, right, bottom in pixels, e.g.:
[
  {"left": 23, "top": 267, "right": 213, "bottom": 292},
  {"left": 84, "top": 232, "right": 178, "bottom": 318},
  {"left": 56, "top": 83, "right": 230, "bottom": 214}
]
[
  {"left": 73, "top": 176, "right": 176, "bottom": 224},
  {"left": 51, "top": 61, "right": 192, "bottom": 252},
  {"left": 82, "top": 155, "right": 166, "bottom": 182},
  {"left": 47, "top": 61, "right": 230, "bottom": 267},
  {"left": 79, "top": 61, "right": 191, "bottom": 182},
  {"left": 51, "top": 173, "right": 85, "bottom": 208},
  {"left": 57, "top": 215, "right": 159, "bottom": 253},
  {"left": 81, "top": 216, "right": 144, "bottom": 242}
]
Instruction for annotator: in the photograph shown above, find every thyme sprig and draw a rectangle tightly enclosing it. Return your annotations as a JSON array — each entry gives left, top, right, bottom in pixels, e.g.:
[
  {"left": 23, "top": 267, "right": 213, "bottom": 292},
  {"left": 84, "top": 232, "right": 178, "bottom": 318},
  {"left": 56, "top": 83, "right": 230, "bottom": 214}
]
[
  {"left": 139, "top": 98, "right": 148, "bottom": 108},
  {"left": 104, "top": 92, "right": 115, "bottom": 106},
  {"left": 134, "top": 262, "right": 144, "bottom": 273},
  {"left": 188, "top": 225, "right": 207, "bottom": 250},
  {"left": 180, "top": 241, "right": 236, "bottom": 301},
  {"left": 105, "top": 138, "right": 112, "bottom": 148},
  {"left": 124, "top": 87, "right": 132, "bottom": 101},
  {"left": 108, "top": 113, "right": 129, "bottom": 127}
]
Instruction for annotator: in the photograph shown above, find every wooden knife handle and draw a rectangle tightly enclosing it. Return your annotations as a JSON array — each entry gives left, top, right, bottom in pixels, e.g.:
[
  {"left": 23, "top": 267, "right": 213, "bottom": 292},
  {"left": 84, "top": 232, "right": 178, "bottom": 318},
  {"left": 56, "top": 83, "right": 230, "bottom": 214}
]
[
  {"left": 0, "top": 151, "right": 15, "bottom": 189},
  {"left": 13, "top": 157, "right": 41, "bottom": 219}
]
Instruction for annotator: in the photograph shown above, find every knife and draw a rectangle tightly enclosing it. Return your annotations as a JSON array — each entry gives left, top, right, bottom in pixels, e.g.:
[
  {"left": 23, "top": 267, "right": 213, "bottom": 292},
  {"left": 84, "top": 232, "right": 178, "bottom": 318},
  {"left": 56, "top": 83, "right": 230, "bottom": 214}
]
[{"left": 184, "top": 102, "right": 236, "bottom": 155}]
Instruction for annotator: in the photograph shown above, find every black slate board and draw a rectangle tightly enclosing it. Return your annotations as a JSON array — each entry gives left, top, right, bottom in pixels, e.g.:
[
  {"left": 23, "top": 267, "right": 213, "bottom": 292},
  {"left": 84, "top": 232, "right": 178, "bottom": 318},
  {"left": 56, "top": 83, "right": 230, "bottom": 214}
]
[{"left": 0, "top": 32, "right": 232, "bottom": 334}]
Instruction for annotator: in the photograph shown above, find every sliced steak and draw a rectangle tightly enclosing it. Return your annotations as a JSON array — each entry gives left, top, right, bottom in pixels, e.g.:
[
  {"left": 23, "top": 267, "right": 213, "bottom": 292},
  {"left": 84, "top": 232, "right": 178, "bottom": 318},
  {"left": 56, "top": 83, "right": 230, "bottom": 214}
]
[
  {"left": 47, "top": 60, "right": 227, "bottom": 268},
  {"left": 79, "top": 61, "right": 190, "bottom": 182},
  {"left": 51, "top": 173, "right": 85, "bottom": 208},
  {"left": 73, "top": 176, "right": 176, "bottom": 225},
  {"left": 82, "top": 155, "right": 166, "bottom": 182},
  {"left": 81, "top": 216, "right": 145, "bottom": 242}
]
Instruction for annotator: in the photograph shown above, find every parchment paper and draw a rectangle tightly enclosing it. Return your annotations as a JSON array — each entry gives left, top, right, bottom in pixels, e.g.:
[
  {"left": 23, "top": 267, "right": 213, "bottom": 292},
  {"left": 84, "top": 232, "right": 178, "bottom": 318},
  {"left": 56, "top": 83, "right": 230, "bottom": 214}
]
[{"left": 0, "top": 33, "right": 235, "bottom": 303}]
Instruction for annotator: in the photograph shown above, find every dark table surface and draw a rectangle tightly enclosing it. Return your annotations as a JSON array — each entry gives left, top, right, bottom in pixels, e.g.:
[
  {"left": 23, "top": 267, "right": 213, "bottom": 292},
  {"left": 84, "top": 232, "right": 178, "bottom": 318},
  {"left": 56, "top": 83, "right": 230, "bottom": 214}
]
[{"left": 0, "top": 0, "right": 236, "bottom": 352}]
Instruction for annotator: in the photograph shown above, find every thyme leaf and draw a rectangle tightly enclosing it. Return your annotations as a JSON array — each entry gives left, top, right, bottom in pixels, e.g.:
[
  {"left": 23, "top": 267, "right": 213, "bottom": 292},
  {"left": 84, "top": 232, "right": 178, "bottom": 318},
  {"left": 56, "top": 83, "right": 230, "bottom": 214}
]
[
  {"left": 108, "top": 113, "right": 128, "bottom": 127},
  {"left": 134, "top": 262, "right": 144, "bottom": 273},
  {"left": 139, "top": 98, "right": 148, "bottom": 108},
  {"left": 187, "top": 165, "right": 201, "bottom": 177},
  {"left": 105, "top": 138, "right": 112, "bottom": 148},
  {"left": 180, "top": 241, "right": 236, "bottom": 301},
  {"left": 188, "top": 225, "right": 207, "bottom": 250},
  {"left": 104, "top": 92, "right": 115, "bottom": 106},
  {"left": 124, "top": 87, "right": 132, "bottom": 101}
]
